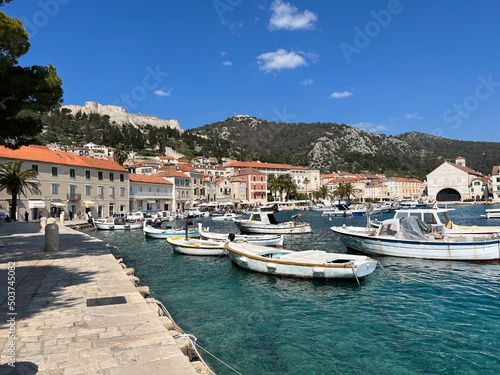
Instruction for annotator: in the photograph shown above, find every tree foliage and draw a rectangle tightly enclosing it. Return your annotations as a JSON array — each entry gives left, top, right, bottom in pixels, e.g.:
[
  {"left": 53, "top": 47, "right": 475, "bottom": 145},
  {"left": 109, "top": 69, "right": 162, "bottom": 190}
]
[
  {"left": 0, "top": 160, "right": 39, "bottom": 220},
  {"left": 0, "top": 5, "right": 63, "bottom": 148}
]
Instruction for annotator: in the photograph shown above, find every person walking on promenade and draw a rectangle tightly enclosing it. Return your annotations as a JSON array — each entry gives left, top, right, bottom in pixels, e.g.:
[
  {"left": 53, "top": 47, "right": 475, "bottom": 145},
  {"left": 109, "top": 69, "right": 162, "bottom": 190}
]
[{"left": 25, "top": 211, "right": 29, "bottom": 222}]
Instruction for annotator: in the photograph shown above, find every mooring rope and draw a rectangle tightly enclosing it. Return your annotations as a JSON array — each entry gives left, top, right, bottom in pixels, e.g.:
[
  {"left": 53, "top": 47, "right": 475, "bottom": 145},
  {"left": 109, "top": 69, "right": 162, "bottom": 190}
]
[{"left": 157, "top": 301, "right": 242, "bottom": 375}]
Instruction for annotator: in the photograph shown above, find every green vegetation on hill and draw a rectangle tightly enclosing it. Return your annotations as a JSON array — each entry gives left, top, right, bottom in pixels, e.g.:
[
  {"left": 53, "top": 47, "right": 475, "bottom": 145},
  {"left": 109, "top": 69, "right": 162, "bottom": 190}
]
[{"left": 37, "top": 111, "right": 500, "bottom": 179}]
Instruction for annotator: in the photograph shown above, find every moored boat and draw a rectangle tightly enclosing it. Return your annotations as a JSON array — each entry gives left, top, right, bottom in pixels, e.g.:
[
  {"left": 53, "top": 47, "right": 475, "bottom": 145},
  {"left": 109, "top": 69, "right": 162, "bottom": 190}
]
[
  {"left": 224, "top": 241, "right": 377, "bottom": 279},
  {"left": 197, "top": 223, "right": 284, "bottom": 246},
  {"left": 166, "top": 236, "right": 226, "bottom": 256},
  {"left": 93, "top": 217, "right": 143, "bottom": 230},
  {"left": 482, "top": 207, "right": 500, "bottom": 219},
  {"left": 233, "top": 211, "right": 312, "bottom": 234},
  {"left": 331, "top": 216, "right": 500, "bottom": 261}
]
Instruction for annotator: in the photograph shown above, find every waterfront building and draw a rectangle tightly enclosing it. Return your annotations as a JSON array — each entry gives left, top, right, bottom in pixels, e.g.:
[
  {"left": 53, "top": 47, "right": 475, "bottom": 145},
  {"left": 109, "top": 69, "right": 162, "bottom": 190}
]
[
  {"left": 129, "top": 174, "right": 173, "bottom": 213},
  {"left": 426, "top": 157, "right": 484, "bottom": 202},
  {"left": 224, "top": 161, "right": 321, "bottom": 198},
  {"left": 157, "top": 170, "right": 191, "bottom": 212},
  {"left": 384, "top": 177, "right": 425, "bottom": 200},
  {"left": 490, "top": 165, "right": 500, "bottom": 202},
  {"left": 233, "top": 168, "right": 267, "bottom": 204},
  {"left": 0, "top": 145, "right": 129, "bottom": 220}
]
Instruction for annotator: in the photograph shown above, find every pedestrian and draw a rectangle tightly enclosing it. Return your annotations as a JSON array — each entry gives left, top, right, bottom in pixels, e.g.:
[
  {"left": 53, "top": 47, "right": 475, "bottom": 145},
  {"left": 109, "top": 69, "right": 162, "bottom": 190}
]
[
  {"left": 87, "top": 211, "right": 93, "bottom": 224},
  {"left": 69, "top": 210, "right": 74, "bottom": 221},
  {"left": 24, "top": 211, "right": 29, "bottom": 222},
  {"left": 38, "top": 211, "right": 43, "bottom": 220}
]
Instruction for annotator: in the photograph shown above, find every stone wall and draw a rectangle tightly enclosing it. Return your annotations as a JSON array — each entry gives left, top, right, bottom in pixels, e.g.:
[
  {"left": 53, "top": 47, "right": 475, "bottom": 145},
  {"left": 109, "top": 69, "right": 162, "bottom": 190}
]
[{"left": 62, "top": 101, "right": 182, "bottom": 132}]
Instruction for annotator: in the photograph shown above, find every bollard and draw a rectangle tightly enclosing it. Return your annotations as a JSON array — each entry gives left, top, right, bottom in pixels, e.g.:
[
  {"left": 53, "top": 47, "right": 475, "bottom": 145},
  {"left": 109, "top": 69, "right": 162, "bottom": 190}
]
[{"left": 45, "top": 222, "right": 59, "bottom": 252}]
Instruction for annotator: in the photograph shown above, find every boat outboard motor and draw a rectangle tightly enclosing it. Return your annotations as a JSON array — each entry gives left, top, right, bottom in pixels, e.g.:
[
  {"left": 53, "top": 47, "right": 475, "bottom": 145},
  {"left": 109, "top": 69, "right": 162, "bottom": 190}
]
[{"left": 228, "top": 233, "right": 236, "bottom": 242}]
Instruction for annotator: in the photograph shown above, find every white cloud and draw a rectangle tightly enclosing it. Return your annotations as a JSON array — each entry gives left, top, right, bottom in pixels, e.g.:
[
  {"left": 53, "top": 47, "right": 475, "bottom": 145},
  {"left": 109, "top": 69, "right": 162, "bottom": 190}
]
[
  {"left": 269, "top": 0, "right": 317, "bottom": 30},
  {"left": 405, "top": 112, "right": 423, "bottom": 119},
  {"left": 353, "top": 122, "right": 388, "bottom": 133},
  {"left": 154, "top": 88, "right": 172, "bottom": 97},
  {"left": 329, "top": 91, "right": 353, "bottom": 99},
  {"left": 301, "top": 78, "right": 314, "bottom": 86},
  {"left": 257, "top": 48, "right": 307, "bottom": 72},
  {"left": 222, "top": 61, "right": 233, "bottom": 66}
]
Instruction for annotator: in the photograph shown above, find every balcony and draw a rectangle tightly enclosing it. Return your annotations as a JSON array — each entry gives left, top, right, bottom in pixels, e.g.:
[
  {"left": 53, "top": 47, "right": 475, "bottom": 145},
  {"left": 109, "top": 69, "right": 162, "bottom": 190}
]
[{"left": 66, "top": 193, "right": 81, "bottom": 201}]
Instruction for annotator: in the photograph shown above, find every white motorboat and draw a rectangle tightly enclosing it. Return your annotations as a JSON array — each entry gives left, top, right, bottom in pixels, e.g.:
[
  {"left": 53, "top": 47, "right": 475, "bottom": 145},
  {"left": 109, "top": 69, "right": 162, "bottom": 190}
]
[
  {"left": 224, "top": 241, "right": 377, "bottom": 279},
  {"left": 197, "top": 223, "right": 284, "bottom": 247},
  {"left": 166, "top": 236, "right": 226, "bottom": 256},
  {"left": 321, "top": 207, "right": 353, "bottom": 217},
  {"left": 482, "top": 207, "right": 500, "bottom": 219},
  {"left": 331, "top": 216, "right": 500, "bottom": 261},
  {"left": 211, "top": 212, "right": 242, "bottom": 221},
  {"left": 93, "top": 217, "right": 143, "bottom": 230},
  {"left": 372, "top": 202, "right": 500, "bottom": 235},
  {"left": 143, "top": 219, "right": 198, "bottom": 239},
  {"left": 233, "top": 211, "right": 312, "bottom": 234}
]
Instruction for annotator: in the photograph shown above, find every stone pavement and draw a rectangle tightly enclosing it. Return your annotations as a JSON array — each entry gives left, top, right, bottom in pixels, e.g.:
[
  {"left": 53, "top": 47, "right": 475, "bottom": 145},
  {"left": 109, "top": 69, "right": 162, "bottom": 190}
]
[{"left": 0, "top": 220, "right": 201, "bottom": 374}]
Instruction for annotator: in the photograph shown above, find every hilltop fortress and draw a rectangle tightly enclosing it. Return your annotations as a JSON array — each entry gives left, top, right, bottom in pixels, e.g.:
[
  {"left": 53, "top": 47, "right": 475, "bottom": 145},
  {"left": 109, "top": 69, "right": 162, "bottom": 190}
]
[{"left": 62, "top": 102, "right": 182, "bottom": 132}]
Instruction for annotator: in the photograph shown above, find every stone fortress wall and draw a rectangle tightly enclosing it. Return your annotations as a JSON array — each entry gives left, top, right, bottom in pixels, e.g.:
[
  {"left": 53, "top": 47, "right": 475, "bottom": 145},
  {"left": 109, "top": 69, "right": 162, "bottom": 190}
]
[{"left": 62, "top": 101, "right": 182, "bottom": 132}]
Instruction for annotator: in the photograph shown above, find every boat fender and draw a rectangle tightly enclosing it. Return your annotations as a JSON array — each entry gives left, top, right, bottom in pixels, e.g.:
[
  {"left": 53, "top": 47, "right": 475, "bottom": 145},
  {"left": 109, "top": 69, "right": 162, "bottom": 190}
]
[{"left": 228, "top": 233, "right": 236, "bottom": 242}]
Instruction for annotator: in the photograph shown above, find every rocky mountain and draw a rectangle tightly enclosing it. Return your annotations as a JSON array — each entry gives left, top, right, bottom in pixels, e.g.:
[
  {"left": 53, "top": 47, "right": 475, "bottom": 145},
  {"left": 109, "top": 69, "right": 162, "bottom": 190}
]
[{"left": 187, "top": 115, "right": 500, "bottom": 179}]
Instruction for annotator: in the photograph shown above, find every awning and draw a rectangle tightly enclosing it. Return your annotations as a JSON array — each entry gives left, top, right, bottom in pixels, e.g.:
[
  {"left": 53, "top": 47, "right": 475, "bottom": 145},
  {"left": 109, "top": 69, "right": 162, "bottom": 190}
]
[
  {"left": 49, "top": 200, "right": 66, "bottom": 207},
  {"left": 147, "top": 200, "right": 156, "bottom": 204},
  {"left": 83, "top": 201, "right": 95, "bottom": 208},
  {"left": 28, "top": 200, "right": 46, "bottom": 209}
]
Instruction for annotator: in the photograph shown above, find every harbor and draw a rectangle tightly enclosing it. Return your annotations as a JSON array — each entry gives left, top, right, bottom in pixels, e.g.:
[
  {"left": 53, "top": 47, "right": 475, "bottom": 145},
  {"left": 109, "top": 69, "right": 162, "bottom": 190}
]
[{"left": 83, "top": 204, "right": 500, "bottom": 375}]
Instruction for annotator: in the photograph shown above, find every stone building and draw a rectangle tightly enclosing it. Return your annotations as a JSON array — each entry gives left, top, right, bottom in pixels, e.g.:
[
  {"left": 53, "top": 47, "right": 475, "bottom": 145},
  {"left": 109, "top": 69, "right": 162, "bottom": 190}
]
[{"left": 426, "top": 157, "right": 484, "bottom": 202}]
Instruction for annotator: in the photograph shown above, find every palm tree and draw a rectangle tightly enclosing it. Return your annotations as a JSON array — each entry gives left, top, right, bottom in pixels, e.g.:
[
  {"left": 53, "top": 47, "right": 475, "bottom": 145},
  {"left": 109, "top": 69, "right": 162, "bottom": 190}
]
[
  {"left": 0, "top": 160, "right": 40, "bottom": 221},
  {"left": 267, "top": 174, "right": 279, "bottom": 201},
  {"left": 315, "top": 185, "right": 331, "bottom": 201},
  {"left": 303, "top": 178, "right": 310, "bottom": 199},
  {"left": 112, "top": 143, "right": 129, "bottom": 166}
]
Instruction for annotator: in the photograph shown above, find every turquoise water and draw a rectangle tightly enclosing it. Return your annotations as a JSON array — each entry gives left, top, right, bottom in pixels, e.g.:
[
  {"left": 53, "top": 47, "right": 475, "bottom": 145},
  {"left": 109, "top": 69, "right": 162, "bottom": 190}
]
[{"left": 83, "top": 205, "right": 500, "bottom": 375}]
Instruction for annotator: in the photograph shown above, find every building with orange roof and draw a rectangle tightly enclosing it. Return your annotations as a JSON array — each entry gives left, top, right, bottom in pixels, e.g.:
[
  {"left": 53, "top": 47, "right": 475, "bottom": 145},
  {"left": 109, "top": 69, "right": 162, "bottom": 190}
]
[
  {"left": 233, "top": 168, "right": 268, "bottom": 203},
  {"left": 157, "top": 170, "right": 192, "bottom": 212},
  {"left": 129, "top": 174, "right": 173, "bottom": 213},
  {"left": 224, "top": 161, "right": 321, "bottom": 198},
  {"left": 0, "top": 146, "right": 129, "bottom": 221}
]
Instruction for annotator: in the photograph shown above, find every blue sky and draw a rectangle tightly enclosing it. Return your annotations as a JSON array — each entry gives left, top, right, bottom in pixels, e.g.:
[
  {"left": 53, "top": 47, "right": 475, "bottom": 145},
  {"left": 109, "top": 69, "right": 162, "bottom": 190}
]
[{"left": 5, "top": 0, "right": 500, "bottom": 141}]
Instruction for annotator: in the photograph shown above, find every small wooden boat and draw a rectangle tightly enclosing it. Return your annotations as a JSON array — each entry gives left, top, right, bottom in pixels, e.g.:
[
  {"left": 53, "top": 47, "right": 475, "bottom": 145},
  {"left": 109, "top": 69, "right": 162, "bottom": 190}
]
[
  {"left": 197, "top": 223, "right": 284, "bottom": 247},
  {"left": 331, "top": 216, "right": 500, "bottom": 261},
  {"left": 224, "top": 241, "right": 377, "bottom": 279},
  {"left": 93, "top": 217, "right": 143, "bottom": 230},
  {"left": 233, "top": 211, "right": 312, "bottom": 234},
  {"left": 166, "top": 236, "right": 226, "bottom": 256},
  {"left": 143, "top": 219, "right": 198, "bottom": 239}
]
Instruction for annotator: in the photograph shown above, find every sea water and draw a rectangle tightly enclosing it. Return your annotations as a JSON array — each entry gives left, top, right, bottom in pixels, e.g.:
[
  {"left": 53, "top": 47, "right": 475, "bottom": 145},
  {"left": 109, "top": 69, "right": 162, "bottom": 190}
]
[{"left": 84, "top": 204, "right": 500, "bottom": 375}]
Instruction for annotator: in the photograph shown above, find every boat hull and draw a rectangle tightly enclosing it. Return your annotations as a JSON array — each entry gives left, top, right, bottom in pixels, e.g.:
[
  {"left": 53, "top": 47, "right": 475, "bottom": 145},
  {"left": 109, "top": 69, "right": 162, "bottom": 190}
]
[
  {"left": 166, "top": 237, "right": 226, "bottom": 256},
  {"left": 143, "top": 227, "right": 198, "bottom": 239},
  {"left": 225, "top": 242, "right": 377, "bottom": 279},
  {"left": 234, "top": 221, "right": 312, "bottom": 234},
  {"left": 93, "top": 220, "right": 143, "bottom": 230},
  {"left": 331, "top": 226, "right": 500, "bottom": 261}
]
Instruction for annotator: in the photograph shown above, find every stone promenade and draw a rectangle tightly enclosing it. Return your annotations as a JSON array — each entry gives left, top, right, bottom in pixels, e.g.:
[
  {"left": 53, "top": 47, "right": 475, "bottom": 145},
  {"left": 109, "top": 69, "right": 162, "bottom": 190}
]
[{"left": 0, "top": 221, "right": 201, "bottom": 374}]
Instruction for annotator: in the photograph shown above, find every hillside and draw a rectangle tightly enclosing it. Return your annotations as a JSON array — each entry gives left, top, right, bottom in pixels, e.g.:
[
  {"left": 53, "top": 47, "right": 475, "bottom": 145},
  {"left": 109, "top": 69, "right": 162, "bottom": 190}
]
[
  {"left": 187, "top": 116, "right": 500, "bottom": 179},
  {"left": 37, "top": 111, "right": 500, "bottom": 179}
]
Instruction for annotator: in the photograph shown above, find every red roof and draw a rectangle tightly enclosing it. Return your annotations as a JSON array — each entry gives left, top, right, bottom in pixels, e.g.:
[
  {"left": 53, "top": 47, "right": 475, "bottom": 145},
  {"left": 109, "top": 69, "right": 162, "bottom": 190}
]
[
  {"left": 129, "top": 174, "right": 172, "bottom": 184},
  {"left": 0, "top": 146, "right": 127, "bottom": 172}
]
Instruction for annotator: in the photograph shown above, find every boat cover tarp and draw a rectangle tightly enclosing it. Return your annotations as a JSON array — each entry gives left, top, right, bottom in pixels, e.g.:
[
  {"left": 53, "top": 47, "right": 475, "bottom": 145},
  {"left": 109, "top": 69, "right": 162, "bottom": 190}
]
[{"left": 400, "top": 216, "right": 432, "bottom": 240}]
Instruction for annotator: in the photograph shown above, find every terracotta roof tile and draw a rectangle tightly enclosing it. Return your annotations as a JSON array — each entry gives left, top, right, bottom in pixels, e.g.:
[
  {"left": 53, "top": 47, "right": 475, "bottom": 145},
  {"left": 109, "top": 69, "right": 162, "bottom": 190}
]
[{"left": 0, "top": 146, "right": 127, "bottom": 172}]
